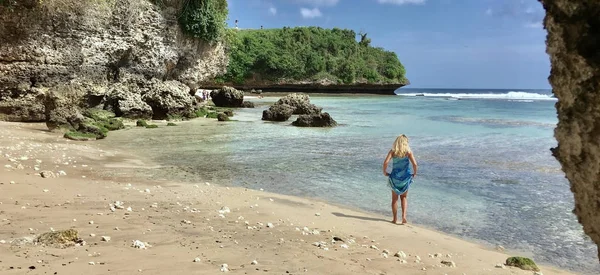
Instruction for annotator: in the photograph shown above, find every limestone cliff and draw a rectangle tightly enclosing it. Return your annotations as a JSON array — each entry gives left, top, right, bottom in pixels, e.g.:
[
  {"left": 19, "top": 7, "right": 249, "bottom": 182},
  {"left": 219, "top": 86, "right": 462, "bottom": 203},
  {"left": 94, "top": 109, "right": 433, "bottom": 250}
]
[
  {"left": 541, "top": 0, "right": 600, "bottom": 259},
  {"left": 0, "top": 0, "right": 227, "bottom": 122}
]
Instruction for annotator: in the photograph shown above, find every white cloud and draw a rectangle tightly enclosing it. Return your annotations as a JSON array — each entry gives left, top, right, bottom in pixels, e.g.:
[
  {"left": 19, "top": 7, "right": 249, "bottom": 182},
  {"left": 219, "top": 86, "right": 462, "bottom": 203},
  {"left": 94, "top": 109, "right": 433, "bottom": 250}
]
[
  {"left": 300, "top": 7, "right": 322, "bottom": 18},
  {"left": 269, "top": 6, "right": 277, "bottom": 15},
  {"left": 296, "top": 0, "right": 339, "bottom": 6},
  {"left": 485, "top": 8, "right": 493, "bottom": 15},
  {"left": 377, "top": 0, "right": 426, "bottom": 5}
]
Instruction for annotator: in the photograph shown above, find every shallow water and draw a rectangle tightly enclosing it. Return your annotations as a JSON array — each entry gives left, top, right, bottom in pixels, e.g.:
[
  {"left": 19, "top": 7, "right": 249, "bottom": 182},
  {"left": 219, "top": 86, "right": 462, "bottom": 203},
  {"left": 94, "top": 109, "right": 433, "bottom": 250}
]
[{"left": 104, "top": 89, "right": 598, "bottom": 274}]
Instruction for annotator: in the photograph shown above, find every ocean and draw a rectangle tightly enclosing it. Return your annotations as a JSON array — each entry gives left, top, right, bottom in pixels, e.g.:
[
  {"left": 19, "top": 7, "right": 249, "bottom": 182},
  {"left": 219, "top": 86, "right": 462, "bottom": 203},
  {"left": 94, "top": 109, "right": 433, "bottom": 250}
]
[{"left": 103, "top": 88, "right": 598, "bottom": 274}]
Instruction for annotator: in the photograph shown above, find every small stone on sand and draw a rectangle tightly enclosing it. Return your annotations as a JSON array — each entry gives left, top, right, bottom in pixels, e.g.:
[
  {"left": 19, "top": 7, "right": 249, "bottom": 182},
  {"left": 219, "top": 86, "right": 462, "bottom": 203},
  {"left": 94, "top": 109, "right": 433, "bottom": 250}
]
[
  {"left": 220, "top": 263, "right": 229, "bottom": 272},
  {"left": 89, "top": 221, "right": 94, "bottom": 225},
  {"left": 193, "top": 257, "right": 201, "bottom": 263},
  {"left": 251, "top": 260, "right": 258, "bottom": 265},
  {"left": 101, "top": 236, "right": 111, "bottom": 242},
  {"left": 266, "top": 223, "right": 274, "bottom": 228}
]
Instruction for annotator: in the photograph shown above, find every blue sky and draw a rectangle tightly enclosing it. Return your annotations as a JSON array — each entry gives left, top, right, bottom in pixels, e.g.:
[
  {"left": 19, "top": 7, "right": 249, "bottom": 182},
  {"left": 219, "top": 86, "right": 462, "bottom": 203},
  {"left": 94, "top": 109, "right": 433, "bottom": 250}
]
[{"left": 227, "top": 0, "right": 550, "bottom": 89}]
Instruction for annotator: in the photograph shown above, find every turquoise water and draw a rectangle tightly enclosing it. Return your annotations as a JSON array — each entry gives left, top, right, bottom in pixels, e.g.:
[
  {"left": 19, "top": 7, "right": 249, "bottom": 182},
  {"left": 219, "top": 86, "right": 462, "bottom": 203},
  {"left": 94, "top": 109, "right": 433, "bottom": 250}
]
[{"left": 106, "top": 89, "right": 597, "bottom": 274}]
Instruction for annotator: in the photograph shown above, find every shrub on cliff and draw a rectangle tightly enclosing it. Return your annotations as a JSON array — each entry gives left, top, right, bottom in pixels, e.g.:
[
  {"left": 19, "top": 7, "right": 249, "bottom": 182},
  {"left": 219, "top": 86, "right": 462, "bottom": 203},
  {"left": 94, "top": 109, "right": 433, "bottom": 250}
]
[
  {"left": 217, "top": 27, "right": 408, "bottom": 85},
  {"left": 179, "top": 0, "right": 228, "bottom": 43}
]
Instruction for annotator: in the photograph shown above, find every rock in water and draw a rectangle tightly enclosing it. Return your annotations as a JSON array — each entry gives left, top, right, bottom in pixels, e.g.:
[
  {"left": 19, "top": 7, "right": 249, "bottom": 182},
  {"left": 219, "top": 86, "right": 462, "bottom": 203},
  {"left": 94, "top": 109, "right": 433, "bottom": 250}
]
[
  {"left": 505, "top": 256, "right": 540, "bottom": 271},
  {"left": 241, "top": 101, "right": 255, "bottom": 108},
  {"left": 210, "top": 86, "right": 244, "bottom": 107},
  {"left": 35, "top": 229, "right": 84, "bottom": 248},
  {"left": 292, "top": 112, "right": 337, "bottom": 127},
  {"left": 276, "top": 94, "right": 309, "bottom": 111},
  {"left": 262, "top": 104, "right": 294, "bottom": 121}
]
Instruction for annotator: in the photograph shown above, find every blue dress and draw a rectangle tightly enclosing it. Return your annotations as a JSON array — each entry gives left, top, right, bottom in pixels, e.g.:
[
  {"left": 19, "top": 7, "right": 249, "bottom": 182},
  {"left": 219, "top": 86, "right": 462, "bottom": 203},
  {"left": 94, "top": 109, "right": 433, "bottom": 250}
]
[{"left": 388, "top": 156, "right": 413, "bottom": 195}]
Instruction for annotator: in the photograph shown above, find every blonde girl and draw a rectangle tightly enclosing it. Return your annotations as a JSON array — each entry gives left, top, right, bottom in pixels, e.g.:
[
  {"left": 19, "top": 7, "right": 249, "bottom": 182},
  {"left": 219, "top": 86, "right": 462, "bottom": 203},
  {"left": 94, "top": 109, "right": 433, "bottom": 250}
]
[{"left": 382, "top": 134, "right": 418, "bottom": 224}]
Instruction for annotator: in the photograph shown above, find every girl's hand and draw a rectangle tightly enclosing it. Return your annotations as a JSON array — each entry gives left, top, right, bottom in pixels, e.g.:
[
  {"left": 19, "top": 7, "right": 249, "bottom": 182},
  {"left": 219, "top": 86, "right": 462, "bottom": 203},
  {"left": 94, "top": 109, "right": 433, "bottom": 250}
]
[
  {"left": 412, "top": 173, "right": 417, "bottom": 178},
  {"left": 384, "top": 172, "right": 389, "bottom": 176}
]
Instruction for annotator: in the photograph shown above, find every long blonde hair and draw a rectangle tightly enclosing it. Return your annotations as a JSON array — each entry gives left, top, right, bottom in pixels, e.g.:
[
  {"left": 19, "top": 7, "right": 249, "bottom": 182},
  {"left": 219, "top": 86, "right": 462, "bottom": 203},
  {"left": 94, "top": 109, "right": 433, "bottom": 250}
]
[{"left": 392, "top": 134, "right": 411, "bottom": 157}]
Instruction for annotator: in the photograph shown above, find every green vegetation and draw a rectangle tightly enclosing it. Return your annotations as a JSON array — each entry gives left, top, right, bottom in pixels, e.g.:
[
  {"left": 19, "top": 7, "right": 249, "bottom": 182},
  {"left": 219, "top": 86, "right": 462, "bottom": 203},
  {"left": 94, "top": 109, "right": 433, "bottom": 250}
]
[
  {"left": 194, "top": 107, "right": 209, "bottom": 118},
  {"left": 167, "top": 122, "right": 177, "bottom": 126},
  {"left": 145, "top": 124, "right": 158, "bottom": 129},
  {"left": 217, "top": 27, "right": 407, "bottom": 85},
  {"left": 206, "top": 112, "right": 218, "bottom": 119},
  {"left": 505, "top": 257, "right": 539, "bottom": 271},
  {"left": 64, "top": 131, "right": 97, "bottom": 141},
  {"left": 179, "top": 0, "right": 228, "bottom": 43},
  {"left": 136, "top": 120, "right": 148, "bottom": 127}
]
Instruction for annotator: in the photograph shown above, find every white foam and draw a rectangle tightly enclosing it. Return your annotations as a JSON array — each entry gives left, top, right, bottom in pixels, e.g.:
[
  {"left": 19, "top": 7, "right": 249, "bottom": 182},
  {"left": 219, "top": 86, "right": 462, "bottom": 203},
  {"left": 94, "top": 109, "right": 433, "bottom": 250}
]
[{"left": 398, "top": 91, "right": 556, "bottom": 101}]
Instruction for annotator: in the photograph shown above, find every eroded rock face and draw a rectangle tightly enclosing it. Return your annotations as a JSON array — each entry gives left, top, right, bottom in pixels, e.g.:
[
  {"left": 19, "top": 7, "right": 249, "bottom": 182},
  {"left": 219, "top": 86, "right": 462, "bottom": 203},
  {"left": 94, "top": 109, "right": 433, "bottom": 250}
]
[
  {"left": 0, "top": 0, "right": 227, "bottom": 122},
  {"left": 210, "top": 86, "right": 244, "bottom": 107},
  {"left": 541, "top": 0, "right": 600, "bottom": 259},
  {"left": 0, "top": 87, "right": 46, "bottom": 122}
]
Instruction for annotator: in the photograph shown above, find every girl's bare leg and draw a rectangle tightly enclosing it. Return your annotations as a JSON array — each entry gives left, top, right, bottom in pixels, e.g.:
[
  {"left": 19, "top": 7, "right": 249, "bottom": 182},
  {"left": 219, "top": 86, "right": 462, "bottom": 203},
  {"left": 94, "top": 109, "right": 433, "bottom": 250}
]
[
  {"left": 400, "top": 192, "right": 408, "bottom": 224},
  {"left": 391, "top": 191, "right": 399, "bottom": 224}
]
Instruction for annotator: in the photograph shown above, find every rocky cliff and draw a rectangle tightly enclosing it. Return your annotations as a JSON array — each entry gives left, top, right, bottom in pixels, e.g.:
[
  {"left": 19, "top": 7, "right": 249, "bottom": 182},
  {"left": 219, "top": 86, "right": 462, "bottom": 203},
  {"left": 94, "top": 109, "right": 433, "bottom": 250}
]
[
  {"left": 541, "top": 0, "right": 600, "bottom": 260},
  {"left": 0, "top": 0, "right": 227, "bottom": 122}
]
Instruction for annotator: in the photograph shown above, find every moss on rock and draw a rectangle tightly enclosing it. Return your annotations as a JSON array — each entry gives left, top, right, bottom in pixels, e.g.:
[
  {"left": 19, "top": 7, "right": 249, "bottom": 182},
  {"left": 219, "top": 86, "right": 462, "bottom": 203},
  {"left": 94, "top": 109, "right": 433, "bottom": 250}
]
[
  {"left": 505, "top": 257, "right": 539, "bottom": 271},
  {"left": 206, "top": 112, "right": 218, "bottom": 119},
  {"left": 136, "top": 119, "right": 148, "bottom": 127},
  {"left": 83, "top": 109, "right": 116, "bottom": 121},
  {"left": 167, "top": 122, "right": 177, "bottom": 126},
  {"left": 146, "top": 124, "right": 158, "bottom": 128},
  {"left": 64, "top": 131, "right": 97, "bottom": 141}
]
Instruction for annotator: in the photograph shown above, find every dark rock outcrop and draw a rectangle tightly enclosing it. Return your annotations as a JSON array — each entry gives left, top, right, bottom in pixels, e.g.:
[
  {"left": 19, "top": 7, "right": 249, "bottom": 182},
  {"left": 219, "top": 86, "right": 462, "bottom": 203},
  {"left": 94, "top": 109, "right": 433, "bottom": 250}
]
[
  {"left": 142, "top": 80, "right": 195, "bottom": 120},
  {"left": 210, "top": 86, "right": 244, "bottom": 107},
  {"left": 541, "top": 0, "right": 600, "bottom": 259},
  {"left": 262, "top": 104, "right": 294, "bottom": 122},
  {"left": 292, "top": 112, "right": 337, "bottom": 127},
  {"left": 104, "top": 83, "right": 153, "bottom": 119}
]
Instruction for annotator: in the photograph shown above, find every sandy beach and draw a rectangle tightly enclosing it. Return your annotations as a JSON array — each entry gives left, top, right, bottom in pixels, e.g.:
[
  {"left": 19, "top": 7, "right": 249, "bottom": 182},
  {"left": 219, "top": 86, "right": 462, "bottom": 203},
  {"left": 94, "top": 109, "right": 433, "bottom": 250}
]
[{"left": 0, "top": 121, "right": 576, "bottom": 275}]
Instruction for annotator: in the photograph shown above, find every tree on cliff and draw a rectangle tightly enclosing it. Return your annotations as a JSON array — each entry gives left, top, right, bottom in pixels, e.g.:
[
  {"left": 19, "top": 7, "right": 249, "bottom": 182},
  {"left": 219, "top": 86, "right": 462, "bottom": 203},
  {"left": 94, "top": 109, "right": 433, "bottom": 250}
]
[{"left": 216, "top": 27, "right": 408, "bottom": 85}]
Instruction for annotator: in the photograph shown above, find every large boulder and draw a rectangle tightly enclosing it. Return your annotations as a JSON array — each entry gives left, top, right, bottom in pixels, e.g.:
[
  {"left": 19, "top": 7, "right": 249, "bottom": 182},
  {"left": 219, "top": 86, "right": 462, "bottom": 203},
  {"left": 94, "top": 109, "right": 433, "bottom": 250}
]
[
  {"left": 292, "top": 112, "right": 337, "bottom": 127},
  {"left": 104, "top": 83, "right": 152, "bottom": 119},
  {"left": 142, "top": 80, "right": 195, "bottom": 120},
  {"left": 210, "top": 86, "right": 244, "bottom": 107},
  {"left": 44, "top": 85, "right": 86, "bottom": 131},
  {"left": 262, "top": 104, "right": 294, "bottom": 122}
]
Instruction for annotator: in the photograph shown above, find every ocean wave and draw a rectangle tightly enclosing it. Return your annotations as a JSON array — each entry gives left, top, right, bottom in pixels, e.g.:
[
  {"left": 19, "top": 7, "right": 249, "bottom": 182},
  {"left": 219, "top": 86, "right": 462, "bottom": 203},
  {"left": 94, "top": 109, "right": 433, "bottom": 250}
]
[
  {"left": 398, "top": 91, "right": 557, "bottom": 101},
  {"left": 429, "top": 115, "right": 557, "bottom": 128}
]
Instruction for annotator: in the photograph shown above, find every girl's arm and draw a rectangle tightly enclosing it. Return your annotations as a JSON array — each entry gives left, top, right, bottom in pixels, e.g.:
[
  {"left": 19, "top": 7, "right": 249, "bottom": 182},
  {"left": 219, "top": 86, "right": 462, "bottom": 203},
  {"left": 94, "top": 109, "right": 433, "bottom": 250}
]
[
  {"left": 382, "top": 150, "right": 393, "bottom": 176},
  {"left": 408, "top": 152, "right": 418, "bottom": 177}
]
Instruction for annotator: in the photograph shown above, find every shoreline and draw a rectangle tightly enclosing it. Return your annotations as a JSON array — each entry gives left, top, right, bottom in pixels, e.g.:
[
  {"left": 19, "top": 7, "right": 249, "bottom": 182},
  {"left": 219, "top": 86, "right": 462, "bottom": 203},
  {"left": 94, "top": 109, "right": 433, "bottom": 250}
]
[{"left": 0, "top": 121, "right": 578, "bottom": 275}]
